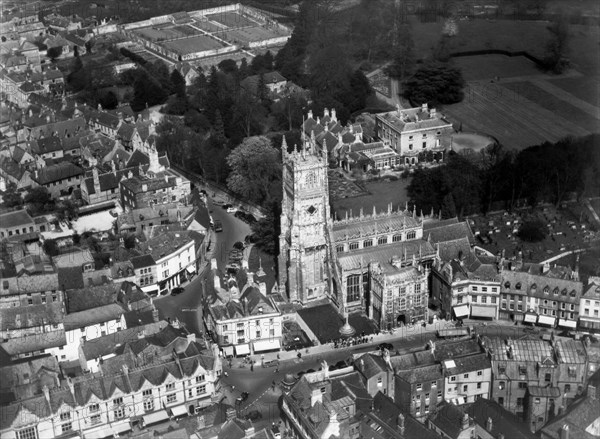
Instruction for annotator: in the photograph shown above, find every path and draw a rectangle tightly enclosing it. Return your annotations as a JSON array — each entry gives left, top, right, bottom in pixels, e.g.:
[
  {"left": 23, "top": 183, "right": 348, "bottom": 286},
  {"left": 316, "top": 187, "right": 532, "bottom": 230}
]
[{"left": 366, "top": 64, "right": 404, "bottom": 108}]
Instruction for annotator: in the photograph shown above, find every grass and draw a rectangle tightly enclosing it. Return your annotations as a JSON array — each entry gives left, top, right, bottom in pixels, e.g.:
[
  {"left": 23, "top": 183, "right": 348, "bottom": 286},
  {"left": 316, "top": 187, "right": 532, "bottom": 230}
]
[
  {"left": 206, "top": 11, "right": 258, "bottom": 28},
  {"left": 332, "top": 178, "right": 412, "bottom": 220},
  {"left": 442, "top": 83, "right": 589, "bottom": 150},
  {"left": 501, "top": 81, "right": 598, "bottom": 133},
  {"left": 162, "top": 35, "right": 225, "bottom": 54},
  {"left": 471, "top": 204, "right": 594, "bottom": 262},
  {"left": 452, "top": 54, "right": 541, "bottom": 81},
  {"left": 548, "top": 76, "right": 600, "bottom": 107}
]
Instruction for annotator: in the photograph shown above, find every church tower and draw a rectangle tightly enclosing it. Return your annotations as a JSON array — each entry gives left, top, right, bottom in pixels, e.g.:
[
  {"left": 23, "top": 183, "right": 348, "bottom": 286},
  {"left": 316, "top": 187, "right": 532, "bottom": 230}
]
[{"left": 278, "top": 131, "right": 335, "bottom": 305}]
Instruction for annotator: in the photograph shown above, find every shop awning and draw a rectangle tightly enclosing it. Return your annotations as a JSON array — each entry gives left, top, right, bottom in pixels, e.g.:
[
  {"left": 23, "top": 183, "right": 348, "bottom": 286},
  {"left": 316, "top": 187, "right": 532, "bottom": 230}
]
[
  {"left": 523, "top": 313, "right": 537, "bottom": 323},
  {"left": 142, "top": 410, "right": 169, "bottom": 426},
  {"left": 170, "top": 405, "right": 188, "bottom": 418},
  {"left": 453, "top": 305, "right": 470, "bottom": 318},
  {"left": 579, "top": 317, "right": 600, "bottom": 330},
  {"left": 470, "top": 305, "right": 496, "bottom": 319},
  {"left": 235, "top": 344, "right": 250, "bottom": 356},
  {"left": 223, "top": 346, "right": 234, "bottom": 357},
  {"left": 253, "top": 339, "right": 281, "bottom": 353},
  {"left": 112, "top": 422, "right": 131, "bottom": 435},
  {"left": 84, "top": 426, "right": 113, "bottom": 439},
  {"left": 537, "top": 315, "right": 556, "bottom": 326},
  {"left": 558, "top": 319, "right": 577, "bottom": 329},
  {"left": 186, "top": 265, "right": 196, "bottom": 274}
]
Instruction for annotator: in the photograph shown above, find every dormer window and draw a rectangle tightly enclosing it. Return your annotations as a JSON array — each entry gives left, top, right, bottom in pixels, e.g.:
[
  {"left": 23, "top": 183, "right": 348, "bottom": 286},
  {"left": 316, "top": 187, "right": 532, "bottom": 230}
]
[
  {"left": 320, "top": 387, "right": 326, "bottom": 393},
  {"left": 561, "top": 289, "right": 567, "bottom": 296},
  {"left": 543, "top": 286, "right": 550, "bottom": 294},
  {"left": 530, "top": 284, "right": 537, "bottom": 291},
  {"left": 553, "top": 288, "right": 559, "bottom": 295},
  {"left": 515, "top": 283, "right": 521, "bottom": 290},
  {"left": 504, "top": 282, "right": 510, "bottom": 289}
]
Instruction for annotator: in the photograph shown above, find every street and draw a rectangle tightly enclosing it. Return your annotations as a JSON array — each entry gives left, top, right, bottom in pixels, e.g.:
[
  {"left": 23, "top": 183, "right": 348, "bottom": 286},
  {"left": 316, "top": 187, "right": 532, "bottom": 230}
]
[{"left": 153, "top": 195, "right": 251, "bottom": 334}]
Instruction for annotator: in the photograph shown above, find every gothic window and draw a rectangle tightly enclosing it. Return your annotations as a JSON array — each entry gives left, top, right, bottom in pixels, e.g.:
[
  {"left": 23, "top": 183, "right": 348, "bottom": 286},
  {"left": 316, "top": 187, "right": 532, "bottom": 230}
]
[
  {"left": 347, "top": 275, "right": 361, "bottom": 303},
  {"left": 378, "top": 236, "right": 388, "bottom": 245},
  {"left": 305, "top": 172, "right": 316, "bottom": 187},
  {"left": 349, "top": 242, "right": 359, "bottom": 250},
  {"left": 414, "top": 295, "right": 421, "bottom": 306},
  {"left": 406, "top": 231, "right": 416, "bottom": 240},
  {"left": 415, "top": 284, "right": 421, "bottom": 294},
  {"left": 336, "top": 244, "right": 345, "bottom": 253},
  {"left": 392, "top": 234, "right": 402, "bottom": 242},
  {"left": 399, "top": 298, "right": 406, "bottom": 310},
  {"left": 363, "top": 239, "right": 373, "bottom": 248}
]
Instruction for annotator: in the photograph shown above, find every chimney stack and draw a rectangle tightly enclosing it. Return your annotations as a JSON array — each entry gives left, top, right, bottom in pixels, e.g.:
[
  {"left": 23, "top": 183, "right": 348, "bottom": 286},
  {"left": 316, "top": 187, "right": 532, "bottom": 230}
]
[
  {"left": 226, "top": 407, "right": 236, "bottom": 420},
  {"left": 461, "top": 413, "right": 470, "bottom": 430},
  {"left": 560, "top": 424, "right": 569, "bottom": 439},
  {"left": 397, "top": 413, "right": 405, "bottom": 434},
  {"left": 486, "top": 417, "right": 493, "bottom": 432}
]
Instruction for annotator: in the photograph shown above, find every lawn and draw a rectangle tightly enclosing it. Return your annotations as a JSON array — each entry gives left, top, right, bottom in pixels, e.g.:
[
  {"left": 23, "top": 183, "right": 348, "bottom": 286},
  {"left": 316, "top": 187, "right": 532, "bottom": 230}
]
[
  {"left": 548, "top": 76, "right": 600, "bottom": 107},
  {"left": 442, "top": 82, "right": 590, "bottom": 150},
  {"left": 206, "top": 12, "right": 258, "bottom": 28},
  {"left": 331, "top": 178, "right": 412, "bottom": 220},
  {"left": 501, "top": 81, "right": 599, "bottom": 133},
  {"left": 452, "top": 54, "right": 541, "bottom": 81}
]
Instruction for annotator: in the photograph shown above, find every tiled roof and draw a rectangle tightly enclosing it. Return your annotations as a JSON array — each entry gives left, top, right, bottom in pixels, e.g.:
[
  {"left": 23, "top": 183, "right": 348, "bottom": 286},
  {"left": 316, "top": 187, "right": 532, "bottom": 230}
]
[
  {"left": 8, "top": 273, "right": 59, "bottom": 294},
  {"left": 501, "top": 269, "right": 583, "bottom": 304},
  {"left": 57, "top": 266, "right": 84, "bottom": 290},
  {"left": 130, "top": 254, "right": 156, "bottom": 269},
  {"left": 424, "top": 219, "right": 473, "bottom": 244},
  {"left": 433, "top": 339, "right": 483, "bottom": 360},
  {"left": 31, "top": 161, "right": 83, "bottom": 185},
  {"left": 63, "top": 303, "right": 124, "bottom": 330},
  {"left": 442, "top": 353, "right": 491, "bottom": 376},
  {"left": 53, "top": 249, "right": 94, "bottom": 268},
  {"left": 430, "top": 401, "right": 471, "bottom": 439},
  {"left": 395, "top": 363, "right": 442, "bottom": 383},
  {"left": 28, "top": 116, "right": 86, "bottom": 139},
  {"left": 83, "top": 166, "right": 140, "bottom": 195},
  {"left": 0, "top": 301, "right": 65, "bottom": 331},
  {"left": 141, "top": 231, "right": 194, "bottom": 262},
  {"left": 354, "top": 353, "right": 388, "bottom": 379},
  {"left": 337, "top": 239, "right": 435, "bottom": 272},
  {"left": 31, "top": 136, "right": 62, "bottom": 154},
  {"left": 332, "top": 211, "right": 421, "bottom": 240},
  {"left": 120, "top": 173, "right": 176, "bottom": 194},
  {"left": 0, "top": 209, "right": 33, "bottom": 229},
  {"left": 66, "top": 284, "right": 116, "bottom": 313},
  {"left": 467, "top": 398, "right": 538, "bottom": 439}
]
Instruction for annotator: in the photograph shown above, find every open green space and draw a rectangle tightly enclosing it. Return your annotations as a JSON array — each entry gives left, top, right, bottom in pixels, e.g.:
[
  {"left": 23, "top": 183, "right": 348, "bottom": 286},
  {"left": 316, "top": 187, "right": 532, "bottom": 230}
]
[
  {"left": 162, "top": 35, "right": 225, "bottom": 54},
  {"left": 206, "top": 11, "right": 258, "bottom": 28},
  {"left": 548, "top": 76, "right": 600, "bottom": 107},
  {"left": 452, "top": 54, "right": 541, "bottom": 81},
  {"left": 442, "top": 83, "right": 589, "bottom": 150},
  {"left": 501, "top": 81, "right": 599, "bottom": 133},
  {"left": 331, "top": 178, "right": 411, "bottom": 220}
]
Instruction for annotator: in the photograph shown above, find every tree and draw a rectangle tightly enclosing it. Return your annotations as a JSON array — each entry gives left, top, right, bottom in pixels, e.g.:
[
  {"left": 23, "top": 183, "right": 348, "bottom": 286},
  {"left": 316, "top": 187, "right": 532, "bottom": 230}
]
[
  {"left": 2, "top": 183, "right": 23, "bottom": 208},
  {"left": 226, "top": 136, "right": 281, "bottom": 204},
  {"left": 440, "top": 193, "right": 456, "bottom": 219},
  {"left": 544, "top": 13, "right": 570, "bottom": 73},
  {"left": 43, "top": 239, "right": 60, "bottom": 257},
  {"left": 131, "top": 74, "right": 168, "bottom": 111},
  {"left": 170, "top": 69, "right": 186, "bottom": 99},
  {"left": 25, "top": 186, "right": 53, "bottom": 213},
  {"left": 385, "top": 24, "right": 415, "bottom": 79},
  {"left": 517, "top": 219, "right": 547, "bottom": 242},
  {"left": 47, "top": 46, "right": 62, "bottom": 60},
  {"left": 98, "top": 90, "right": 118, "bottom": 110},
  {"left": 403, "top": 61, "right": 465, "bottom": 106},
  {"left": 218, "top": 58, "right": 238, "bottom": 75}
]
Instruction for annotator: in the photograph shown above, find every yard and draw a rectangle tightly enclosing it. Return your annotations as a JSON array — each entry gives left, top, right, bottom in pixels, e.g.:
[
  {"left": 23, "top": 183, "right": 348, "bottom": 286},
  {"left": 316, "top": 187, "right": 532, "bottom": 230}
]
[
  {"left": 452, "top": 54, "right": 541, "bottom": 81},
  {"left": 331, "top": 177, "right": 412, "bottom": 220},
  {"left": 205, "top": 11, "right": 258, "bottom": 29},
  {"left": 162, "top": 35, "right": 225, "bottom": 54}
]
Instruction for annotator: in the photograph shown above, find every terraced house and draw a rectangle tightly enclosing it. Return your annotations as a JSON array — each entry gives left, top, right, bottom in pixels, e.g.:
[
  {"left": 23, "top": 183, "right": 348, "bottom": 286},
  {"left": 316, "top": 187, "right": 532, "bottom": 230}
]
[
  {"left": 500, "top": 261, "right": 583, "bottom": 329},
  {"left": 0, "top": 328, "right": 222, "bottom": 439}
]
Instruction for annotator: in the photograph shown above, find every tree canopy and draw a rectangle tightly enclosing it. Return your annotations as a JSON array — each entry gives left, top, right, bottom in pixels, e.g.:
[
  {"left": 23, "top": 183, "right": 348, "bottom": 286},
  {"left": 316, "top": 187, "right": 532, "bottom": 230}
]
[
  {"left": 226, "top": 136, "right": 281, "bottom": 205},
  {"left": 403, "top": 61, "right": 465, "bottom": 106}
]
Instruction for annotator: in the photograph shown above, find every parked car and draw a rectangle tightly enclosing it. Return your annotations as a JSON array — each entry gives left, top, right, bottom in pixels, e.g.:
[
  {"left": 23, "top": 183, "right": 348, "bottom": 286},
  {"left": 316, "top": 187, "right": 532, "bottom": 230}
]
[
  {"left": 222, "top": 203, "right": 233, "bottom": 210},
  {"left": 263, "top": 359, "right": 279, "bottom": 368},
  {"left": 214, "top": 220, "right": 223, "bottom": 232},
  {"left": 171, "top": 287, "right": 184, "bottom": 296},
  {"left": 236, "top": 392, "right": 249, "bottom": 403},
  {"left": 227, "top": 206, "right": 237, "bottom": 213}
]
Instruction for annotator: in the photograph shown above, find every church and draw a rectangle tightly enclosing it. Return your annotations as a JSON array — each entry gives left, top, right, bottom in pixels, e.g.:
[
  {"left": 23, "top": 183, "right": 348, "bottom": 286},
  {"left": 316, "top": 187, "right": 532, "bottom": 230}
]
[{"left": 277, "top": 110, "right": 469, "bottom": 330}]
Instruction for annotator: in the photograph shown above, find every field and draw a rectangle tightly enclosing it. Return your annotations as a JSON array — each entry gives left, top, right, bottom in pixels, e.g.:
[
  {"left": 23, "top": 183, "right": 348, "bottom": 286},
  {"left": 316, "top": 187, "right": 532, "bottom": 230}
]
[
  {"left": 547, "top": 76, "right": 600, "bottom": 107},
  {"left": 331, "top": 177, "right": 411, "bottom": 220},
  {"left": 173, "top": 25, "right": 202, "bottom": 36},
  {"left": 442, "top": 81, "right": 592, "bottom": 150},
  {"left": 205, "top": 11, "right": 258, "bottom": 28},
  {"left": 134, "top": 26, "right": 186, "bottom": 42},
  {"left": 162, "top": 35, "right": 225, "bottom": 54},
  {"left": 225, "top": 26, "right": 284, "bottom": 43},
  {"left": 191, "top": 19, "right": 224, "bottom": 33},
  {"left": 452, "top": 54, "right": 541, "bottom": 81}
]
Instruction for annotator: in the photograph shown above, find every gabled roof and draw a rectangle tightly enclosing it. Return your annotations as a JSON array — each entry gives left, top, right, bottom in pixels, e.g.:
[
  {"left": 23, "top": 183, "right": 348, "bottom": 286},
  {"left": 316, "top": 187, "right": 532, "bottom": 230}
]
[
  {"left": 63, "top": 303, "right": 124, "bottom": 330},
  {"left": 354, "top": 353, "right": 388, "bottom": 379},
  {"left": 31, "top": 161, "right": 83, "bottom": 185},
  {"left": 31, "top": 136, "right": 62, "bottom": 154},
  {"left": 0, "top": 209, "right": 33, "bottom": 229}
]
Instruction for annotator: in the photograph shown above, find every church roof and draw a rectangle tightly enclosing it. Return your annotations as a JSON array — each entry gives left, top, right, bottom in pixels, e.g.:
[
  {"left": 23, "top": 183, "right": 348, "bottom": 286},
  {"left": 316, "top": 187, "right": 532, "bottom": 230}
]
[
  {"left": 332, "top": 211, "right": 421, "bottom": 242},
  {"left": 337, "top": 239, "right": 435, "bottom": 272}
]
